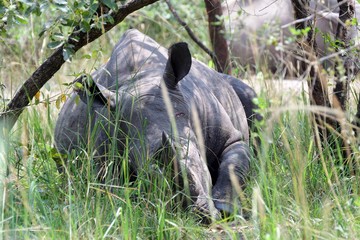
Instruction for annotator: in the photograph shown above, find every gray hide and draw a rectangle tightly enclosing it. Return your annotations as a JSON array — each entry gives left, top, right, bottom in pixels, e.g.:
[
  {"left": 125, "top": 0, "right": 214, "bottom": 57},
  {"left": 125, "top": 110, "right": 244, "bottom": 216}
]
[
  {"left": 55, "top": 29, "right": 259, "bottom": 219},
  {"left": 224, "top": 0, "right": 360, "bottom": 75}
]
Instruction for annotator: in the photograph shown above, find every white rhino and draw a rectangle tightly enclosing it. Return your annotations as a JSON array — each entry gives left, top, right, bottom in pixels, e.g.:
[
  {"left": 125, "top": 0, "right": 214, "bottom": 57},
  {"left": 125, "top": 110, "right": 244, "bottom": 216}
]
[
  {"left": 224, "top": 0, "right": 359, "bottom": 75},
  {"left": 54, "top": 29, "right": 260, "bottom": 220}
]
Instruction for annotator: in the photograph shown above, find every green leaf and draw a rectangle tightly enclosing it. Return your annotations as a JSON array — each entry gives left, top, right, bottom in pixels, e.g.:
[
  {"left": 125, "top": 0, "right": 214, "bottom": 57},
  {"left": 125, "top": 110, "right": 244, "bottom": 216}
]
[
  {"left": 82, "top": 54, "right": 91, "bottom": 59},
  {"left": 351, "top": 17, "right": 358, "bottom": 26},
  {"left": 74, "top": 82, "right": 84, "bottom": 90},
  {"left": 89, "top": 3, "right": 99, "bottom": 13},
  {"left": 289, "top": 27, "right": 301, "bottom": 36},
  {"left": 253, "top": 97, "right": 268, "bottom": 110},
  {"left": 52, "top": 32, "right": 65, "bottom": 40},
  {"left": 105, "top": 15, "right": 114, "bottom": 24},
  {"left": 354, "top": 197, "right": 360, "bottom": 207},
  {"left": 54, "top": 0, "right": 68, "bottom": 4},
  {"left": 80, "top": 20, "right": 90, "bottom": 32},
  {"left": 100, "top": 0, "right": 118, "bottom": 11},
  {"left": 75, "top": 94, "right": 80, "bottom": 105},
  {"left": 47, "top": 41, "right": 64, "bottom": 49},
  {"left": 55, "top": 4, "right": 69, "bottom": 13},
  {"left": 301, "top": 27, "right": 310, "bottom": 35},
  {"left": 63, "top": 47, "right": 74, "bottom": 62},
  {"left": 14, "top": 14, "right": 28, "bottom": 24}
]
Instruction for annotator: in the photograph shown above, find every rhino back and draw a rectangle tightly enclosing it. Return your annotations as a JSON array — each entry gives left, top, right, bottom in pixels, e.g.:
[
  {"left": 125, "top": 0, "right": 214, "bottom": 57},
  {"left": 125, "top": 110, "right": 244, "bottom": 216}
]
[{"left": 96, "top": 29, "right": 168, "bottom": 90}]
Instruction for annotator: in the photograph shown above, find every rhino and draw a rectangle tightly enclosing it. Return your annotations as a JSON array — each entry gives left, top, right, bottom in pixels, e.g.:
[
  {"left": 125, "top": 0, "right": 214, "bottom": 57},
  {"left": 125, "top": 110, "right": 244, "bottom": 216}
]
[
  {"left": 224, "top": 0, "right": 360, "bottom": 75},
  {"left": 54, "top": 29, "right": 260, "bottom": 219}
]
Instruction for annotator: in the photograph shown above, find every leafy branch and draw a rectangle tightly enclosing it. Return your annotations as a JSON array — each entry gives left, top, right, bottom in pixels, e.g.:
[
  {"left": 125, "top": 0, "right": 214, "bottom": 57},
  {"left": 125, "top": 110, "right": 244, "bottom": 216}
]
[{"left": 0, "top": 0, "right": 160, "bottom": 132}]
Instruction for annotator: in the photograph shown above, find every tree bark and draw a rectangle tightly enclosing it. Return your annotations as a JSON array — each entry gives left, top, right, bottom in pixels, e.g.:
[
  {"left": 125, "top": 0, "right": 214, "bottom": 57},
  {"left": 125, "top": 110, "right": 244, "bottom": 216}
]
[
  {"left": 333, "top": 0, "right": 355, "bottom": 111},
  {"left": 332, "top": 0, "right": 357, "bottom": 171},
  {"left": 204, "top": 0, "right": 231, "bottom": 74},
  {"left": 0, "top": 0, "right": 160, "bottom": 133}
]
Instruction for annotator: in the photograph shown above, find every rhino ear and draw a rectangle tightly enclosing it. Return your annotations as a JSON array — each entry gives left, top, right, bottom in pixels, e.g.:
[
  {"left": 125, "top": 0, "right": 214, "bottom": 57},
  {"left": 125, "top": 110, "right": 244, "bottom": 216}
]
[
  {"left": 163, "top": 42, "right": 192, "bottom": 89},
  {"left": 75, "top": 75, "right": 117, "bottom": 109}
]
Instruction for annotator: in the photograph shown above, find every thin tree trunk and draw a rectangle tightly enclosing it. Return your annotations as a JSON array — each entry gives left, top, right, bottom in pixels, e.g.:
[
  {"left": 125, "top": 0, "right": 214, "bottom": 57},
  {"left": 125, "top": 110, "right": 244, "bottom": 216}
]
[
  {"left": 332, "top": 0, "right": 357, "bottom": 171},
  {"left": 204, "top": 0, "right": 231, "bottom": 74},
  {"left": 333, "top": 0, "right": 355, "bottom": 111},
  {"left": 291, "top": 0, "right": 336, "bottom": 140}
]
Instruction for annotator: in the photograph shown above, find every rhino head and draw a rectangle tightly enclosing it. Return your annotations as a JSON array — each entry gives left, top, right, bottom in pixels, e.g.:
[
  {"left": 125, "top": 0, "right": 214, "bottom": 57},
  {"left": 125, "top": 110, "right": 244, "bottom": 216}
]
[{"left": 77, "top": 42, "right": 219, "bottom": 219}]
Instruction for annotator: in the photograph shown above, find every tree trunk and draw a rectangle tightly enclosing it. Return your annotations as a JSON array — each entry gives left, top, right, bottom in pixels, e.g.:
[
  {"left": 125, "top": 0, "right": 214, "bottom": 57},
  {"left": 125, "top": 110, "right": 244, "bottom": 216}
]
[
  {"left": 204, "top": 0, "right": 231, "bottom": 74},
  {"left": 333, "top": 0, "right": 355, "bottom": 111},
  {"left": 332, "top": 0, "right": 357, "bottom": 172},
  {"left": 291, "top": 0, "right": 336, "bottom": 140}
]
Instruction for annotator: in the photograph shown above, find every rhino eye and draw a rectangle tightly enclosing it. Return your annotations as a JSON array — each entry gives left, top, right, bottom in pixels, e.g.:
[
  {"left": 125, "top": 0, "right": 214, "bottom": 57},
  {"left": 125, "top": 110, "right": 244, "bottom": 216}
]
[{"left": 175, "top": 112, "right": 185, "bottom": 118}]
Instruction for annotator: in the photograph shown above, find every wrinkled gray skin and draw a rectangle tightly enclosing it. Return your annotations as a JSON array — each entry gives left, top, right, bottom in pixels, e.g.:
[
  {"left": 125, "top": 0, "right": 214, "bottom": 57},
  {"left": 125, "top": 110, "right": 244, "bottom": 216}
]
[
  {"left": 55, "top": 29, "right": 259, "bottom": 219},
  {"left": 224, "top": 0, "right": 359, "bottom": 75}
]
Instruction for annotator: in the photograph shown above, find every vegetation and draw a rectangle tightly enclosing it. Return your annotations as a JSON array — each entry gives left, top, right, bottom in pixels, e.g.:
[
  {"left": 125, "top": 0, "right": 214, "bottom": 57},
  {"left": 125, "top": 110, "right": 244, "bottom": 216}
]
[{"left": 1, "top": 0, "right": 360, "bottom": 239}]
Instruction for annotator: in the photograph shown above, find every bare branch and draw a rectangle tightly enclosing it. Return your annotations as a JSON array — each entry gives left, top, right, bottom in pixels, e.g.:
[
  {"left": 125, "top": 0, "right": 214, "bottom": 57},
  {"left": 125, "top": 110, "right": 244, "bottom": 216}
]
[{"left": 165, "top": 0, "right": 224, "bottom": 73}]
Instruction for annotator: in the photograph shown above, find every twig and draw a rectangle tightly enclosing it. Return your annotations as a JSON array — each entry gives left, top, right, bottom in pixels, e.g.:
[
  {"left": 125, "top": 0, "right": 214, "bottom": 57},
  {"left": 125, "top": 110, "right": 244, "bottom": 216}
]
[{"left": 165, "top": 0, "right": 223, "bottom": 72}]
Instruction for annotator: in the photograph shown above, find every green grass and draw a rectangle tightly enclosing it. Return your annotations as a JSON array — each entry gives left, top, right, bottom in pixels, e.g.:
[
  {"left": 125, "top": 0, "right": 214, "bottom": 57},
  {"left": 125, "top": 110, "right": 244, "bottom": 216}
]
[
  {"left": 1, "top": 2, "right": 360, "bottom": 239},
  {"left": 2, "top": 93, "right": 360, "bottom": 239}
]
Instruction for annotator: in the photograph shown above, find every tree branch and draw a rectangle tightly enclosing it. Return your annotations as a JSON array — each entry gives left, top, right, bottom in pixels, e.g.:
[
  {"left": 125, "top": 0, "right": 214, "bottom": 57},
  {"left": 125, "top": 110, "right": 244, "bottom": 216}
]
[
  {"left": 164, "top": 0, "right": 224, "bottom": 73},
  {"left": 0, "top": 0, "right": 160, "bottom": 132}
]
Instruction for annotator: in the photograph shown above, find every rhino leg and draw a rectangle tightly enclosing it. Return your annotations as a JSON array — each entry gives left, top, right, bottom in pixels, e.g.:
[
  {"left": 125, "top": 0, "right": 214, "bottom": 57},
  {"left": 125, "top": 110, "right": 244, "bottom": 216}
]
[
  {"left": 161, "top": 133, "right": 220, "bottom": 220},
  {"left": 212, "top": 141, "right": 250, "bottom": 214},
  {"left": 182, "top": 157, "right": 220, "bottom": 220}
]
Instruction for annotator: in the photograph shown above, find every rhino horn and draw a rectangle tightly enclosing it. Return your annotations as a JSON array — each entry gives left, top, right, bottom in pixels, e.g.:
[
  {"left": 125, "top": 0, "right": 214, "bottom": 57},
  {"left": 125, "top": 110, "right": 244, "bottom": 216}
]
[{"left": 163, "top": 42, "right": 192, "bottom": 89}]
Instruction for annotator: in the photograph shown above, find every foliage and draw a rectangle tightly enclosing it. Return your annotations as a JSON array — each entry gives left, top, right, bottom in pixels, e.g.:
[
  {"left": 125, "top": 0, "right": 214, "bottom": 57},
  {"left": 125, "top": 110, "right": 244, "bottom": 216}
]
[{"left": 1, "top": 0, "right": 123, "bottom": 61}]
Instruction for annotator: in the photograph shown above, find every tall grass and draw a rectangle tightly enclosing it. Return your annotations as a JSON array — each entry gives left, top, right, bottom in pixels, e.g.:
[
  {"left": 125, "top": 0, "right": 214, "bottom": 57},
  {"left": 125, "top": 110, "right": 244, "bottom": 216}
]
[
  {"left": 1, "top": 2, "right": 360, "bottom": 239},
  {"left": 2, "top": 81, "right": 360, "bottom": 239}
]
